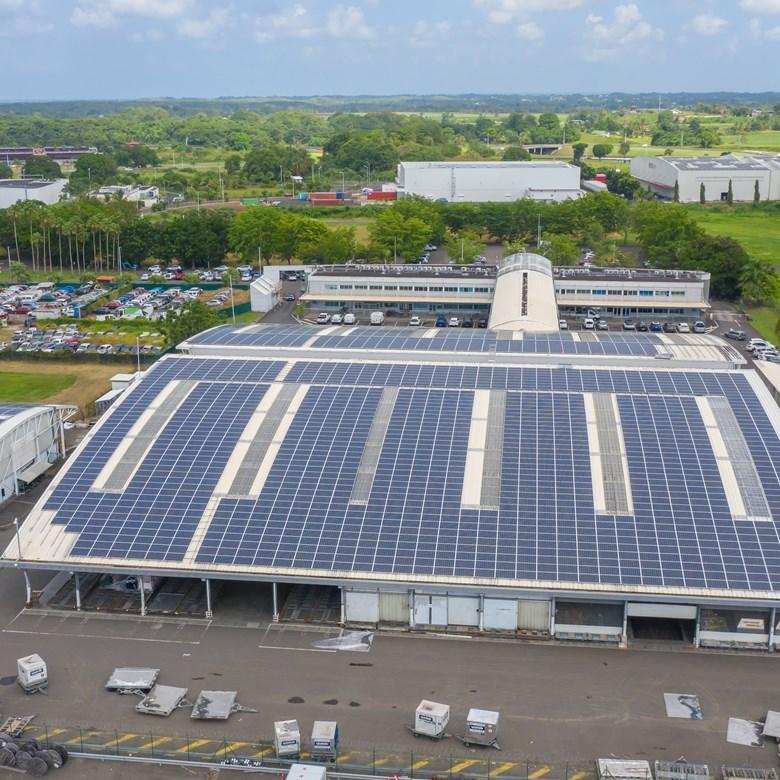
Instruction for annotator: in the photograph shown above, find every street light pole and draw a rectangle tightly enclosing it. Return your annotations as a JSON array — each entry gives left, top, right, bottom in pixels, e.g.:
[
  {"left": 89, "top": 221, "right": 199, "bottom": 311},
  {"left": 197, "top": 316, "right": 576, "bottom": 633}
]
[{"left": 228, "top": 273, "right": 236, "bottom": 325}]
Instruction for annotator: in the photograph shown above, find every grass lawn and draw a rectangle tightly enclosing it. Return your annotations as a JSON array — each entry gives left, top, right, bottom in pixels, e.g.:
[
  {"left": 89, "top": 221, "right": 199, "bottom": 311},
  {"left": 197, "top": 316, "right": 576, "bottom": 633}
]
[
  {"left": 685, "top": 206, "right": 780, "bottom": 264},
  {"left": 746, "top": 306, "right": 779, "bottom": 342},
  {"left": 320, "top": 218, "right": 372, "bottom": 242},
  {"left": 0, "top": 371, "right": 76, "bottom": 402}
]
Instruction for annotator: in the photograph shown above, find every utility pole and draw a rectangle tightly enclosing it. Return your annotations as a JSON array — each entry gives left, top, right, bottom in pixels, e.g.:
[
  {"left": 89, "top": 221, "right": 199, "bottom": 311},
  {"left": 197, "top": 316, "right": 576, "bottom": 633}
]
[
  {"left": 258, "top": 245, "right": 263, "bottom": 274},
  {"left": 461, "top": 238, "right": 464, "bottom": 263},
  {"left": 393, "top": 236, "right": 397, "bottom": 264},
  {"left": 228, "top": 273, "right": 236, "bottom": 325},
  {"left": 537, "top": 214, "right": 542, "bottom": 248}
]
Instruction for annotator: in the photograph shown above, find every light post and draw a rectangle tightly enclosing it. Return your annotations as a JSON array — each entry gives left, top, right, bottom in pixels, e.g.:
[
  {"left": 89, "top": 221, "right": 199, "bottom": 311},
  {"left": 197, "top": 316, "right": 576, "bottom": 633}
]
[{"left": 228, "top": 273, "right": 236, "bottom": 325}]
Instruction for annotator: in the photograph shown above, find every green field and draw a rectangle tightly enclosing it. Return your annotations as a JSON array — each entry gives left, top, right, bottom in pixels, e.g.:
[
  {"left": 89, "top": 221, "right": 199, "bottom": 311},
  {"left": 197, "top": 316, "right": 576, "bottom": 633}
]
[
  {"left": 0, "top": 371, "right": 76, "bottom": 402},
  {"left": 745, "top": 306, "right": 780, "bottom": 341},
  {"left": 686, "top": 206, "right": 780, "bottom": 264}
]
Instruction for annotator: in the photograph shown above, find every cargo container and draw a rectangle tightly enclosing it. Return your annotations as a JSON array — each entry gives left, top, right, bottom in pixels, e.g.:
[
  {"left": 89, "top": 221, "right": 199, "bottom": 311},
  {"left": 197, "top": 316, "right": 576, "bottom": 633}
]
[
  {"left": 310, "top": 721, "right": 339, "bottom": 760},
  {"left": 297, "top": 193, "right": 309, "bottom": 200},
  {"left": 336, "top": 192, "right": 345, "bottom": 200},
  {"left": 412, "top": 700, "right": 449, "bottom": 738},
  {"left": 367, "top": 191, "right": 397, "bottom": 201},
  {"left": 275, "top": 720, "right": 302, "bottom": 758},
  {"left": 287, "top": 765, "right": 327, "bottom": 780},
  {"left": 17, "top": 654, "right": 48, "bottom": 693}
]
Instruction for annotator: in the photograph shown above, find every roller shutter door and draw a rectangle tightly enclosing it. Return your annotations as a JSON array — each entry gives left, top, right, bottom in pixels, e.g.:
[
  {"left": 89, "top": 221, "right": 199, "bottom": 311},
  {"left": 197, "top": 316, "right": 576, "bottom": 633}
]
[
  {"left": 518, "top": 600, "right": 550, "bottom": 631},
  {"left": 345, "top": 591, "right": 379, "bottom": 623},
  {"left": 414, "top": 594, "right": 447, "bottom": 626},
  {"left": 379, "top": 592, "right": 408, "bottom": 623},
  {"left": 626, "top": 603, "right": 696, "bottom": 619},
  {"left": 483, "top": 598, "right": 517, "bottom": 631},
  {"left": 447, "top": 596, "right": 480, "bottom": 627}
]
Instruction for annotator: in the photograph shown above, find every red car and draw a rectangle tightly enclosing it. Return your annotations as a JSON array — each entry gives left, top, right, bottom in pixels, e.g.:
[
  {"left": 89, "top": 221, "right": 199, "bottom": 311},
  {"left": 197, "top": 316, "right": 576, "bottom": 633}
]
[{"left": 14, "top": 306, "right": 32, "bottom": 314}]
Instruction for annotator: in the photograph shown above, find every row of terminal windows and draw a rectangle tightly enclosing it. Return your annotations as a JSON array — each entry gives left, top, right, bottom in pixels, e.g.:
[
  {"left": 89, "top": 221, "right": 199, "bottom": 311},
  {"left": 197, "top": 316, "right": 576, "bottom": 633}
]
[
  {"left": 557, "top": 288, "right": 687, "bottom": 298},
  {"left": 324, "top": 283, "right": 492, "bottom": 294}
]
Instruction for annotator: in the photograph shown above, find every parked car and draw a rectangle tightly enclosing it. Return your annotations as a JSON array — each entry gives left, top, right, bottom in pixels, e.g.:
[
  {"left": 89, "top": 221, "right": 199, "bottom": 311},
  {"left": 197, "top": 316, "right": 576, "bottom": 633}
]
[
  {"left": 693, "top": 321, "right": 706, "bottom": 334},
  {"left": 596, "top": 320, "right": 608, "bottom": 331},
  {"left": 284, "top": 293, "right": 296, "bottom": 302},
  {"left": 559, "top": 319, "right": 568, "bottom": 330},
  {"left": 370, "top": 311, "right": 384, "bottom": 326},
  {"left": 724, "top": 329, "right": 746, "bottom": 341},
  {"left": 448, "top": 317, "right": 460, "bottom": 327},
  {"left": 663, "top": 322, "right": 678, "bottom": 333},
  {"left": 343, "top": 313, "right": 356, "bottom": 325},
  {"left": 677, "top": 323, "right": 690, "bottom": 334},
  {"left": 462, "top": 318, "right": 473, "bottom": 328},
  {"left": 650, "top": 322, "right": 662, "bottom": 332},
  {"left": 582, "top": 318, "right": 595, "bottom": 330},
  {"left": 330, "top": 313, "right": 343, "bottom": 325},
  {"left": 622, "top": 320, "right": 636, "bottom": 331},
  {"left": 435, "top": 315, "right": 447, "bottom": 327},
  {"left": 316, "top": 312, "right": 330, "bottom": 324},
  {"left": 477, "top": 319, "right": 488, "bottom": 328},
  {"left": 637, "top": 321, "right": 649, "bottom": 332},
  {"left": 409, "top": 315, "right": 422, "bottom": 327}
]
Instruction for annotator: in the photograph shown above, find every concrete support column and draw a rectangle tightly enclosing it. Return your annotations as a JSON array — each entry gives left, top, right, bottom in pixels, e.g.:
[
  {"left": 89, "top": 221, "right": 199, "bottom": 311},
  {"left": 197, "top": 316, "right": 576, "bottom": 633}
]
[
  {"left": 408, "top": 589, "right": 415, "bottom": 629},
  {"left": 74, "top": 572, "right": 82, "bottom": 612},
  {"left": 338, "top": 587, "right": 345, "bottom": 626},
  {"left": 272, "top": 582, "right": 279, "bottom": 623},
  {"left": 23, "top": 570, "right": 32, "bottom": 607},
  {"left": 549, "top": 597, "right": 556, "bottom": 637},
  {"left": 139, "top": 576, "right": 146, "bottom": 617},
  {"left": 769, "top": 608, "right": 776, "bottom": 653},
  {"left": 620, "top": 601, "right": 628, "bottom": 648},
  {"left": 694, "top": 606, "right": 701, "bottom": 649},
  {"left": 204, "top": 579, "right": 213, "bottom": 619},
  {"left": 478, "top": 594, "right": 485, "bottom": 632}
]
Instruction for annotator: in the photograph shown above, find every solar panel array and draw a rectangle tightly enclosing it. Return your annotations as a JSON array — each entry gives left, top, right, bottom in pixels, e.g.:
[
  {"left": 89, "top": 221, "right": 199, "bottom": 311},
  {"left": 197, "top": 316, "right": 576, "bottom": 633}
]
[
  {"left": 34, "top": 354, "right": 780, "bottom": 591},
  {"left": 187, "top": 325, "right": 662, "bottom": 356},
  {"left": 0, "top": 403, "right": 33, "bottom": 422}
]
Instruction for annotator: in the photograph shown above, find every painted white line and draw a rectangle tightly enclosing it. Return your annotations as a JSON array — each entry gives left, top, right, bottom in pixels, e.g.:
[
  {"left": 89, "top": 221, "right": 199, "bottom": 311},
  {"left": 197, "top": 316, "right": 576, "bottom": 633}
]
[
  {"left": 257, "top": 644, "right": 336, "bottom": 654},
  {"left": 2, "top": 629, "right": 201, "bottom": 645}
]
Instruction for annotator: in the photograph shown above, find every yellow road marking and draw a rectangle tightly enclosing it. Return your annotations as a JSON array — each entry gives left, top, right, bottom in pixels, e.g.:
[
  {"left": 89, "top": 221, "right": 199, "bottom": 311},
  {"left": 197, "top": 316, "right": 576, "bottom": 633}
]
[
  {"left": 373, "top": 758, "right": 390, "bottom": 766},
  {"left": 251, "top": 747, "right": 275, "bottom": 758},
  {"left": 411, "top": 760, "right": 430, "bottom": 770},
  {"left": 63, "top": 732, "right": 100, "bottom": 745},
  {"left": 42, "top": 729, "right": 68, "bottom": 739},
  {"left": 570, "top": 772, "right": 590, "bottom": 780},
  {"left": 175, "top": 738, "right": 213, "bottom": 753},
  {"left": 136, "top": 736, "right": 173, "bottom": 751},
  {"left": 112, "top": 733, "right": 140, "bottom": 746},
  {"left": 336, "top": 754, "right": 352, "bottom": 763},
  {"left": 223, "top": 741, "right": 253, "bottom": 754},
  {"left": 529, "top": 768, "right": 551, "bottom": 779},
  {"left": 451, "top": 759, "right": 481, "bottom": 773},
  {"left": 491, "top": 763, "right": 517, "bottom": 776}
]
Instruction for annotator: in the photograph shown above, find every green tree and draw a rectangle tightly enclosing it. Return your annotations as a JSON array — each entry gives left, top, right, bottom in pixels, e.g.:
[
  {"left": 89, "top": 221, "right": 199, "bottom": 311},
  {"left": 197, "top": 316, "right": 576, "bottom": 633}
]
[
  {"left": 23, "top": 156, "right": 62, "bottom": 179},
  {"left": 673, "top": 180, "right": 680, "bottom": 203},
  {"left": 754, "top": 179, "right": 761, "bottom": 205},
  {"left": 159, "top": 300, "right": 221, "bottom": 344},
  {"left": 618, "top": 141, "right": 630, "bottom": 156},
  {"left": 572, "top": 143, "right": 588, "bottom": 163},
  {"left": 502, "top": 146, "right": 531, "bottom": 161},
  {"left": 592, "top": 143, "right": 613, "bottom": 159},
  {"left": 700, "top": 182, "right": 706, "bottom": 204},
  {"left": 224, "top": 154, "right": 242, "bottom": 176},
  {"left": 739, "top": 256, "right": 780, "bottom": 305},
  {"left": 542, "top": 234, "right": 579, "bottom": 266},
  {"left": 299, "top": 225, "right": 357, "bottom": 264},
  {"left": 444, "top": 229, "right": 485, "bottom": 264},
  {"left": 369, "top": 208, "right": 431, "bottom": 260},
  {"left": 727, "top": 179, "right": 734, "bottom": 205},
  {"left": 678, "top": 235, "right": 749, "bottom": 300},
  {"left": 0, "top": 162, "right": 11, "bottom": 178},
  {"left": 70, "top": 153, "right": 118, "bottom": 192},
  {"left": 8, "top": 261, "right": 31, "bottom": 283},
  {"left": 632, "top": 202, "right": 703, "bottom": 267}
]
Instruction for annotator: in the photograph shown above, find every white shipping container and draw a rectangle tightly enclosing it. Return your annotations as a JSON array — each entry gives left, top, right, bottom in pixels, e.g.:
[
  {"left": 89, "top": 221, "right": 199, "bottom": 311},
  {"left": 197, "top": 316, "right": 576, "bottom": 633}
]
[
  {"left": 287, "top": 765, "right": 327, "bottom": 780},
  {"left": 275, "top": 720, "right": 302, "bottom": 757},
  {"left": 414, "top": 700, "right": 450, "bottom": 737}
]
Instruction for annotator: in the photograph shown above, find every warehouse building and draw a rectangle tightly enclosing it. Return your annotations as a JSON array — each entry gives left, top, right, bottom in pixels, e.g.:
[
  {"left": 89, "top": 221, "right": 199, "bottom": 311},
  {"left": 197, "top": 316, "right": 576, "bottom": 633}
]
[
  {"left": 630, "top": 155, "right": 780, "bottom": 203},
  {"left": 0, "top": 404, "right": 72, "bottom": 507},
  {"left": 8, "top": 256, "right": 780, "bottom": 651},
  {"left": 0, "top": 179, "right": 68, "bottom": 208},
  {"left": 299, "top": 262, "right": 710, "bottom": 320},
  {"left": 396, "top": 161, "right": 583, "bottom": 203}
]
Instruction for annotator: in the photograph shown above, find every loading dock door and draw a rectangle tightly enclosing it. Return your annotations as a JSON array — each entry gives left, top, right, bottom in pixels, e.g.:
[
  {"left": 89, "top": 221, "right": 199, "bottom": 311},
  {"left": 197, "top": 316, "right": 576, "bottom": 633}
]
[
  {"left": 626, "top": 603, "right": 696, "bottom": 620},
  {"left": 414, "top": 594, "right": 447, "bottom": 626},
  {"left": 483, "top": 598, "right": 517, "bottom": 631},
  {"left": 379, "top": 592, "right": 408, "bottom": 623},
  {"left": 518, "top": 600, "right": 550, "bottom": 631},
  {"left": 345, "top": 591, "right": 379, "bottom": 623},
  {"left": 447, "top": 596, "right": 480, "bottom": 627}
]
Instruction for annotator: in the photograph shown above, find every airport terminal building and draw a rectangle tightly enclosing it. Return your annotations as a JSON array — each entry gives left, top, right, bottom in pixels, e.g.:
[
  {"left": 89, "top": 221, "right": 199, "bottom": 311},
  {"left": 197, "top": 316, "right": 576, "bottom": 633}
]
[{"left": 4, "top": 255, "right": 779, "bottom": 652}]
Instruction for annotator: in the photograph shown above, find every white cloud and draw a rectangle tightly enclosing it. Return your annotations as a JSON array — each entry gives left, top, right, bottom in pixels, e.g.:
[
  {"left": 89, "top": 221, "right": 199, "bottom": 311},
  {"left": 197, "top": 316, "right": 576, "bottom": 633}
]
[
  {"left": 747, "top": 16, "right": 780, "bottom": 38},
  {"left": 0, "top": 0, "right": 50, "bottom": 36},
  {"left": 583, "top": 3, "right": 662, "bottom": 60},
  {"left": 474, "top": 0, "right": 582, "bottom": 24},
  {"left": 177, "top": 7, "right": 230, "bottom": 39},
  {"left": 409, "top": 20, "right": 451, "bottom": 47},
  {"left": 71, "top": 0, "right": 192, "bottom": 28},
  {"left": 765, "top": 23, "right": 780, "bottom": 37},
  {"left": 691, "top": 13, "right": 727, "bottom": 36},
  {"left": 0, "top": 0, "right": 25, "bottom": 12},
  {"left": 254, "top": 5, "right": 319, "bottom": 42},
  {"left": 516, "top": 20, "right": 543, "bottom": 39},
  {"left": 740, "top": 0, "right": 780, "bottom": 13},
  {"left": 326, "top": 5, "right": 374, "bottom": 39}
]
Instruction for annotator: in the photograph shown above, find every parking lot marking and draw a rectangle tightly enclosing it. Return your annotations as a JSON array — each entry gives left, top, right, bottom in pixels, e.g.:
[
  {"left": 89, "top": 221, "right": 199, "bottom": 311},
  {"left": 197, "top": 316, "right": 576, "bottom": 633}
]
[
  {"left": 223, "top": 741, "right": 253, "bottom": 754},
  {"left": 257, "top": 644, "right": 336, "bottom": 653},
  {"left": 176, "top": 738, "right": 213, "bottom": 753},
  {"left": 41, "top": 728, "right": 68, "bottom": 739},
  {"left": 529, "top": 768, "right": 551, "bottom": 779},
  {"left": 411, "top": 760, "right": 430, "bottom": 770},
  {"left": 63, "top": 732, "right": 101, "bottom": 745},
  {"left": 451, "top": 759, "right": 481, "bottom": 773},
  {"left": 336, "top": 754, "right": 353, "bottom": 763},
  {"left": 251, "top": 747, "right": 275, "bottom": 758},
  {"left": 569, "top": 772, "right": 590, "bottom": 780},
  {"left": 372, "top": 758, "right": 390, "bottom": 766},
  {"left": 2, "top": 628, "right": 200, "bottom": 645},
  {"left": 112, "top": 733, "right": 141, "bottom": 746},
  {"left": 136, "top": 736, "right": 173, "bottom": 751},
  {"left": 490, "top": 763, "right": 517, "bottom": 776}
]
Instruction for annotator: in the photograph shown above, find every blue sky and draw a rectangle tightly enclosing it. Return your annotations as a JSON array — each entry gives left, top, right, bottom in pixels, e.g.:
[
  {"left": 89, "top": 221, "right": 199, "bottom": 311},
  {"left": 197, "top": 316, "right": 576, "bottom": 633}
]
[{"left": 3, "top": 0, "right": 780, "bottom": 100}]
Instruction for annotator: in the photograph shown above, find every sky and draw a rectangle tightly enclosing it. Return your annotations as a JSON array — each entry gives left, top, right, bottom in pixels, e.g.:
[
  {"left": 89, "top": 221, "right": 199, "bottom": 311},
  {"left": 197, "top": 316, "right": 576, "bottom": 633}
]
[{"left": 2, "top": 0, "right": 780, "bottom": 100}]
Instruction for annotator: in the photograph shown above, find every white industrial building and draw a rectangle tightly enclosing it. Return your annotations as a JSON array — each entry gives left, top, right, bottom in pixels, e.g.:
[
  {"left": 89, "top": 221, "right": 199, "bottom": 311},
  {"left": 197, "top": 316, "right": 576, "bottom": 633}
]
[
  {"left": 0, "top": 404, "right": 72, "bottom": 507},
  {"left": 0, "top": 179, "right": 68, "bottom": 208},
  {"left": 630, "top": 155, "right": 780, "bottom": 202},
  {"left": 88, "top": 184, "right": 159, "bottom": 207},
  {"left": 298, "top": 262, "right": 710, "bottom": 320},
  {"left": 396, "top": 161, "right": 583, "bottom": 203}
]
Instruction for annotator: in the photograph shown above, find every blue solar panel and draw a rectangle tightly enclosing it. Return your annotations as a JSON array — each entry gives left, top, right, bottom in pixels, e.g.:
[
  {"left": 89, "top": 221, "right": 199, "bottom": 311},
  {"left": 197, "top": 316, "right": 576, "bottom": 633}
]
[
  {"left": 0, "top": 403, "right": 34, "bottom": 421},
  {"left": 37, "top": 353, "right": 780, "bottom": 592}
]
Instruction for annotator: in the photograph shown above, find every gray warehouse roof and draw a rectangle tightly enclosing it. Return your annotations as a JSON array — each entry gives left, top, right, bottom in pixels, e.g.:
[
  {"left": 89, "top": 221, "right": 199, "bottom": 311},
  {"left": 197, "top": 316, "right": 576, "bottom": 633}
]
[{"left": 663, "top": 156, "right": 771, "bottom": 172}]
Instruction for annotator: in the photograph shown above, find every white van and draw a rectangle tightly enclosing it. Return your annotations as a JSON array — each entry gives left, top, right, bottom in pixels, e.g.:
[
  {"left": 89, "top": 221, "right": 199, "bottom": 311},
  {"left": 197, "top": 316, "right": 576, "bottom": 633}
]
[{"left": 370, "top": 311, "right": 384, "bottom": 326}]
